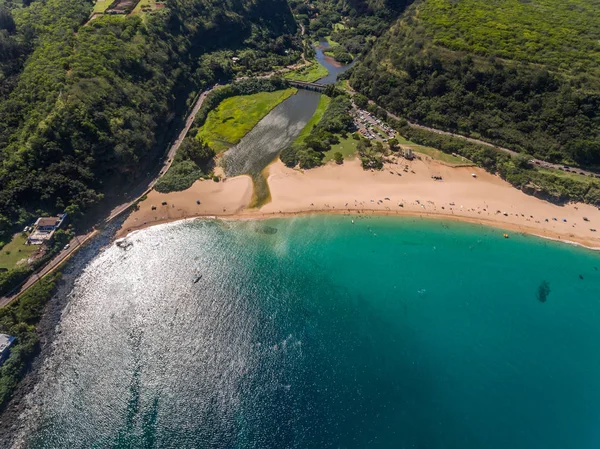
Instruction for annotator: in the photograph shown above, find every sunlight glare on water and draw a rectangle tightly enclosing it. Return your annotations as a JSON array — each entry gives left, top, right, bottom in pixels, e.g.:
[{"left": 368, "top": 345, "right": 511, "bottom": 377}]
[{"left": 17, "top": 216, "right": 600, "bottom": 449}]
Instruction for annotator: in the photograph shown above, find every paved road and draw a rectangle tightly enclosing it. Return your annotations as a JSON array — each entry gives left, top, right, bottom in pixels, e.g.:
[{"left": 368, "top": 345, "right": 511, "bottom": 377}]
[
  {"left": 367, "top": 99, "right": 600, "bottom": 178},
  {"left": 0, "top": 231, "right": 94, "bottom": 307},
  {"left": 405, "top": 120, "right": 599, "bottom": 177},
  {"left": 0, "top": 88, "right": 216, "bottom": 306},
  {"left": 1, "top": 58, "right": 308, "bottom": 306},
  {"left": 106, "top": 88, "right": 216, "bottom": 221}
]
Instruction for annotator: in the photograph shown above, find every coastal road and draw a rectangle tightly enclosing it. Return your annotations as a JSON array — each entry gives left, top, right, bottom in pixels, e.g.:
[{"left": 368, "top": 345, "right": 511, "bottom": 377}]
[
  {"left": 404, "top": 119, "right": 599, "bottom": 178},
  {"left": 1, "top": 57, "right": 311, "bottom": 306},
  {"left": 366, "top": 99, "right": 600, "bottom": 178},
  {"left": 0, "top": 231, "right": 94, "bottom": 307},
  {"left": 106, "top": 88, "right": 215, "bottom": 221},
  {"left": 0, "top": 87, "right": 216, "bottom": 306},
  {"left": 342, "top": 82, "right": 599, "bottom": 177}
]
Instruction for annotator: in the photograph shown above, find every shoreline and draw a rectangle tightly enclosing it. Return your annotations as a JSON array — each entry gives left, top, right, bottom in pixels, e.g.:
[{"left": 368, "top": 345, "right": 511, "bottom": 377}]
[
  {"left": 118, "top": 158, "right": 600, "bottom": 250},
  {"left": 119, "top": 207, "right": 600, "bottom": 252},
  {"left": 0, "top": 220, "right": 127, "bottom": 447}
]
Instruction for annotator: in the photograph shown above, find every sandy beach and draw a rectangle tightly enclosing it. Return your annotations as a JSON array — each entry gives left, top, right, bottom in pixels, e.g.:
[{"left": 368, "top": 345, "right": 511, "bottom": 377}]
[{"left": 119, "top": 156, "right": 600, "bottom": 249}]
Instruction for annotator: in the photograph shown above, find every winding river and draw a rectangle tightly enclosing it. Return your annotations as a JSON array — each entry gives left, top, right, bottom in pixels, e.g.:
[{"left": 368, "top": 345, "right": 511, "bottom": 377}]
[{"left": 222, "top": 41, "right": 351, "bottom": 205}]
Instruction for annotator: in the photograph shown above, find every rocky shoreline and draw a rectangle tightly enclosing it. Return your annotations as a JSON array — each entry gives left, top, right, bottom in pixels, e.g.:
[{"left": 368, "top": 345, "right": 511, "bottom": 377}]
[{"left": 0, "top": 218, "right": 127, "bottom": 448}]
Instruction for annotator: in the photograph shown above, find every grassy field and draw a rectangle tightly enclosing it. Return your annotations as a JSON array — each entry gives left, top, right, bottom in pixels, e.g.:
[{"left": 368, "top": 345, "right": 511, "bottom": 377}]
[
  {"left": 325, "top": 36, "right": 339, "bottom": 46},
  {"left": 396, "top": 136, "right": 471, "bottom": 166},
  {"left": 197, "top": 89, "right": 297, "bottom": 152},
  {"left": 0, "top": 234, "right": 37, "bottom": 270},
  {"left": 419, "top": 0, "right": 600, "bottom": 77},
  {"left": 323, "top": 136, "right": 359, "bottom": 162},
  {"left": 292, "top": 95, "right": 331, "bottom": 145},
  {"left": 93, "top": 0, "right": 112, "bottom": 13},
  {"left": 284, "top": 61, "right": 328, "bottom": 82},
  {"left": 338, "top": 79, "right": 352, "bottom": 91}
]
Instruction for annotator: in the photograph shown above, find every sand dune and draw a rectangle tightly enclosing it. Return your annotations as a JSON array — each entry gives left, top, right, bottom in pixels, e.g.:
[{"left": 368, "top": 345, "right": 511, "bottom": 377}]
[{"left": 119, "top": 156, "right": 600, "bottom": 249}]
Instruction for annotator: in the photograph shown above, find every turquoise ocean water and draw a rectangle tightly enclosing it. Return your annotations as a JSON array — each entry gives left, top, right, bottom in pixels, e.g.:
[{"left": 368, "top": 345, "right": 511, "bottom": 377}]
[{"left": 21, "top": 216, "right": 600, "bottom": 448}]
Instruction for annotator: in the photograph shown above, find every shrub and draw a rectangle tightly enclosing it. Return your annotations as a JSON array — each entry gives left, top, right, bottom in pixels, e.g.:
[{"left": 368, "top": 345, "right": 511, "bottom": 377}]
[
  {"left": 280, "top": 146, "right": 299, "bottom": 168},
  {"left": 155, "top": 161, "right": 205, "bottom": 193},
  {"left": 0, "top": 274, "right": 60, "bottom": 409}
]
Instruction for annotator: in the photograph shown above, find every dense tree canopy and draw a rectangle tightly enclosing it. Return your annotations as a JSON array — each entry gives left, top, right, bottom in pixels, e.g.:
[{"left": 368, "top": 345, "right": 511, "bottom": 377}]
[
  {"left": 289, "top": 0, "right": 407, "bottom": 60},
  {"left": 0, "top": 0, "right": 298, "bottom": 242},
  {"left": 350, "top": 0, "right": 600, "bottom": 169}
]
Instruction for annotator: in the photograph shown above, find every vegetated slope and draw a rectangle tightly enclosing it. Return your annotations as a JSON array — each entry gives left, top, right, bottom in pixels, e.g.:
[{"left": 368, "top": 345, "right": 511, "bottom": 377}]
[
  {"left": 0, "top": 0, "right": 297, "bottom": 242},
  {"left": 350, "top": 0, "right": 600, "bottom": 169},
  {"left": 290, "top": 0, "right": 408, "bottom": 60}
]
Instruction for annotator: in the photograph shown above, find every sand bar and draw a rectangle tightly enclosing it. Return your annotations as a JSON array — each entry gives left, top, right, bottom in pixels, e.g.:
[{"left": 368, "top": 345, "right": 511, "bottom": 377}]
[{"left": 119, "top": 157, "right": 600, "bottom": 250}]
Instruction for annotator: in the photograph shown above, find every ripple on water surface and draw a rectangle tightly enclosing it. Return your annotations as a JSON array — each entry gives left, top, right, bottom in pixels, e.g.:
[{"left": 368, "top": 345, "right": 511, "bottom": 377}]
[{"left": 19, "top": 216, "right": 600, "bottom": 449}]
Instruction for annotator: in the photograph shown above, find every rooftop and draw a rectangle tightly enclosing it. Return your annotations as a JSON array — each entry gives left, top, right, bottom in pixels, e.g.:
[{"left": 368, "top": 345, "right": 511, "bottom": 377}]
[
  {"left": 0, "top": 334, "right": 15, "bottom": 353},
  {"left": 35, "top": 217, "right": 61, "bottom": 227}
]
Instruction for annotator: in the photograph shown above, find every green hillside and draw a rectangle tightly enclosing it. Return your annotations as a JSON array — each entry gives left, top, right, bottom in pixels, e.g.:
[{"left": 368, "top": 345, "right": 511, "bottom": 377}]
[
  {"left": 0, "top": 0, "right": 298, "bottom": 242},
  {"left": 290, "top": 0, "right": 407, "bottom": 62},
  {"left": 420, "top": 0, "right": 600, "bottom": 78},
  {"left": 350, "top": 0, "right": 600, "bottom": 168}
]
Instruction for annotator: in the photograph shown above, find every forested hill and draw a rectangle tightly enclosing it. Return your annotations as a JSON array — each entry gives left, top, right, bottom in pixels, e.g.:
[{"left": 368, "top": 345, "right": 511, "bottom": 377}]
[
  {"left": 0, "top": 0, "right": 297, "bottom": 241},
  {"left": 350, "top": 0, "right": 600, "bottom": 169}
]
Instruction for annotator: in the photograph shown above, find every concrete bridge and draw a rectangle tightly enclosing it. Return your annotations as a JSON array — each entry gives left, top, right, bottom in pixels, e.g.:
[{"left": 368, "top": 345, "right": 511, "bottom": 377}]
[{"left": 288, "top": 80, "right": 330, "bottom": 92}]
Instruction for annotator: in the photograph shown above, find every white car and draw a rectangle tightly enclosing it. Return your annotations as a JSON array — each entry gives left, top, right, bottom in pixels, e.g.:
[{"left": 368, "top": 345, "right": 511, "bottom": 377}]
[{"left": 64, "top": 244, "right": 70, "bottom": 250}]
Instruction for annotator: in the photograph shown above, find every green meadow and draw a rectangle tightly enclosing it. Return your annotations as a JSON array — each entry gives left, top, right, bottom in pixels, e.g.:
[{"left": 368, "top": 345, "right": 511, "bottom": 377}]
[
  {"left": 292, "top": 94, "right": 331, "bottom": 146},
  {"left": 0, "top": 233, "right": 37, "bottom": 271},
  {"left": 323, "top": 136, "right": 359, "bottom": 162},
  {"left": 284, "top": 61, "right": 328, "bottom": 82},
  {"left": 396, "top": 136, "right": 471, "bottom": 166},
  {"left": 197, "top": 89, "right": 297, "bottom": 152}
]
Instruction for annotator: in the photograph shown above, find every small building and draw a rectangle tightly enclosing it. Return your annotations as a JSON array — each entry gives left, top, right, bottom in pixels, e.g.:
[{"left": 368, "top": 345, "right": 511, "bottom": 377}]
[
  {"left": 27, "top": 213, "right": 67, "bottom": 245},
  {"left": 0, "top": 334, "right": 15, "bottom": 364},
  {"left": 35, "top": 217, "right": 62, "bottom": 231}
]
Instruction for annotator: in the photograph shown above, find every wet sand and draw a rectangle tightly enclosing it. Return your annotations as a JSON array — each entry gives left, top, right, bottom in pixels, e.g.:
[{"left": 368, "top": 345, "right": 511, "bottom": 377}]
[{"left": 119, "top": 157, "right": 600, "bottom": 249}]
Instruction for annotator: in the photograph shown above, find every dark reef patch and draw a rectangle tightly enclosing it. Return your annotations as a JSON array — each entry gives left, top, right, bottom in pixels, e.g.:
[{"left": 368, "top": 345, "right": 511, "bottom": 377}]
[{"left": 537, "top": 280, "right": 551, "bottom": 303}]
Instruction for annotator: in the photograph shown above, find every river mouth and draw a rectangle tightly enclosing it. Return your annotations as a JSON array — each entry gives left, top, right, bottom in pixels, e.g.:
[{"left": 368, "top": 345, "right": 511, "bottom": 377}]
[
  {"left": 222, "top": 42, "right": 352, "bottom": 207},
  {"left": 222, "top": 90, "right": 321, "bottom": 206}
]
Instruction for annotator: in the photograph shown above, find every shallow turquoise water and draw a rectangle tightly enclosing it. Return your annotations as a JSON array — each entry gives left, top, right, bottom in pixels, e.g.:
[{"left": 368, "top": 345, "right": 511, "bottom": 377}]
[{"left": 22, "top": 216, "right": 600, "bottom": 448}]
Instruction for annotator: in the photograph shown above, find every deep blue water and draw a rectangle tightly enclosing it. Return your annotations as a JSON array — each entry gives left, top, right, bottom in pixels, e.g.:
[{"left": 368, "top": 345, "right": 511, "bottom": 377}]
[{"left": 20, "top": 216, "right": 600, "bottom": 448}]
